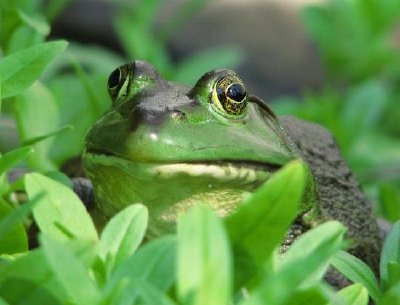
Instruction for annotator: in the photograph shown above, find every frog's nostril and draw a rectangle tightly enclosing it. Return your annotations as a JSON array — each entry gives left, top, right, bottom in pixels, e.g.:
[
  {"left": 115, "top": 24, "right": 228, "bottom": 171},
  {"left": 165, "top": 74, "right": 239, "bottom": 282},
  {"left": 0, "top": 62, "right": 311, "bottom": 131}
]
[{"left": 170, "top": 110, "right": 186, "bottom": 120}]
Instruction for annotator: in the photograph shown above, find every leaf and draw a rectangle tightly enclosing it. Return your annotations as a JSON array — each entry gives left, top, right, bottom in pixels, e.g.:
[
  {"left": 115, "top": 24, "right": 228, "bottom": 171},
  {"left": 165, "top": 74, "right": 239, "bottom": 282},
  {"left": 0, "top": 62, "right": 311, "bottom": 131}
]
[
  {"left": 225, "top": 160, "right": 306, "bottom": 269},
  {"left": 0, "top": 249, "right": 66, "bottom": 305},
  {"left": 104, "top": 235, "right": 176, "bottom": 302},
  {"left": 342, "top": 80, "right": 389, "bottom": 134},
  {"left": 242, "top": 221, "right": 346, "bottom": 305},
  {"left": 380, "top": 281, "right": 400, "bottom": 305},
  {"left": 24, "top": 173, "right": 98, "bottom": 242},
  {"left": 40, "top": 235, "right": 101, "bottom": 305},
  {"left": 281, "top": 284, "right": 331, "bottom": 305},
  {"left": 279, "top": 222, "right": 348, "bottom": 288},
  {"left": 0, "top": 40, "right": 68, "bottom": 99},
  {"left": 0, "top": 198, "right": 28, "bottom": 254},
  {"left": 381, "top": 221, "right": 400, "bottom": 289},
  {"left": 14, "top": 81, "right": 59, "bottom": 170},
  {"left": 334, "top": 283, "right": 369, "bottom": 305},
  {"left": 0, "top": 146, "right": 33, "bottom": 175},
  {"left": 18, "top": 10, "right": 50, "bottom": 36},
  {"left": 330, "top": 251, "right": 381, "bottom": 302},
  {"left": 21, "top": 125, "right": 73, "bottom": 146},
  {"left": 379, "top": 184, "right": 400, "bottom": 222},
  {"left": 0, "top": 194, "right": 41, "bottom": 254},
  {"left": 99, "top": 204, "right": 148, "bottom": 271},
  {"left": 137, "top": 281, "right": 177, "bottom": 305},
  {"left": 177, "top": 206, "right": 232, "bottom": 305}
]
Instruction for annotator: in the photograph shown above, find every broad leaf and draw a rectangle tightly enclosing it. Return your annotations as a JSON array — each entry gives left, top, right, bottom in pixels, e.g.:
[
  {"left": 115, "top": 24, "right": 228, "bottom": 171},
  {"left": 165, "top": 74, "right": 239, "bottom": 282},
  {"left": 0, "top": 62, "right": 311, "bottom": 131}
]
[
  {"left": 0, "top": 146, "right": 33, "bottom": 175},
  {"left": 99, "top": 204, "right": 148, "bottom": 271},
  {"left": 25, "top": 173, "right": 98, "bottom": 242},
  {"left": 381, "top": 221, "right": 400, "bottom": 289},
  {"left": 0, "top": 40, "right": 67, "bottom": 99},
  {"left": 177, "top": 206, "right": 232, "bottom": 305},
  {"left": 225, "top": 160, "right": 306, "bottom": 269},
  {"left": 40, "top": 235, "right": 101, "bottom": 305},
  {"left": 330, "top": 250, "right": 381, "bottom": 302}
]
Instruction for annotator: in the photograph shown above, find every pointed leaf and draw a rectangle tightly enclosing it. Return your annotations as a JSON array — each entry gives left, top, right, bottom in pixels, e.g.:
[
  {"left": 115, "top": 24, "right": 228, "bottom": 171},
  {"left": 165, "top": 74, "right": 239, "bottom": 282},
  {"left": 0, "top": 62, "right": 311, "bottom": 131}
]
[
  {"left": 0, "top": 40, "right": 67, "bottom": 99},
  {"left": 334, "top": 284, "right": 369, "bottom": 305},
  {"left": 25, "top": 173, "right": 98, "bottom": 242},
  {"left": 243, "top": 221, "right": 346, "bottom": 305},
  {"left": 381, "top": 221, "right": 400, "bottom": 289},
  {"left": 40, "top": 235, "right": 101, "bottom": 305},
  {"left": 331, "top": 251, "right": 381, "bottom": 302},
  {"left": 177, "top": 206, "right": 232, "bottom": 305},
  {"left": 99, "top": 204, "right": 148, "bottom": 270},
  {"left": 225, "top": 160, "right": 306, "bottom": 267},
  {"left": 0, "top": 146, "right": 33, "bottom": 175},
  {"left": 104, "top": 235, "right": 176, "bottom": 301}
]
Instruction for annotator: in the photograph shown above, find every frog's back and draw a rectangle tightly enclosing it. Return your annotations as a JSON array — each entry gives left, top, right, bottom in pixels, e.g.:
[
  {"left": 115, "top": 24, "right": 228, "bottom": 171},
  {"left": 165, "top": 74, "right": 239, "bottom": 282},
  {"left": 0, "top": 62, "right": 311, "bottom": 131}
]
[{"left": 280, "top": 116, "right": 382, "bottom": 278}]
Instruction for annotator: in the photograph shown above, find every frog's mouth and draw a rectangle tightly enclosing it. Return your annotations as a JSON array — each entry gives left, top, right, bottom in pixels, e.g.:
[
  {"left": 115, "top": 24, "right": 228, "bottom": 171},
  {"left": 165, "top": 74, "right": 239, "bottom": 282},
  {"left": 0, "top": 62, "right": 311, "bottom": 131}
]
[{"left": 84, "top": 148, "right": 281, "bottom": 183}]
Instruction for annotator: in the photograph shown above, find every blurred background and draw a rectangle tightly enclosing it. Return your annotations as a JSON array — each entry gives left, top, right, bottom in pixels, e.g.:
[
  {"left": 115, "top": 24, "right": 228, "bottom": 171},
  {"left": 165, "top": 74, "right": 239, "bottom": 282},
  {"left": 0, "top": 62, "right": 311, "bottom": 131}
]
[{"left": 1, "top": 0, "right": 399, "bottom": 221}]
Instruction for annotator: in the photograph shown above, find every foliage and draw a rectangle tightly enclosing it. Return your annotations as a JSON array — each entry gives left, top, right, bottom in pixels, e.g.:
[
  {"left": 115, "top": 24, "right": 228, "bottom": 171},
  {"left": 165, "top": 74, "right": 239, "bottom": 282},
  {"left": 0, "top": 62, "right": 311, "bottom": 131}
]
[
  {"left": 0, "top": 0, "right": 242, "bottom": 169},
  {"left": 274, "top": 0, "right": 400, "bottom": 217},
  {"left": 0, "top": 161, "right": 360, "bottom": 305},
  {"left": 0, "top": 0, "right": 399, "bottom": 304}
]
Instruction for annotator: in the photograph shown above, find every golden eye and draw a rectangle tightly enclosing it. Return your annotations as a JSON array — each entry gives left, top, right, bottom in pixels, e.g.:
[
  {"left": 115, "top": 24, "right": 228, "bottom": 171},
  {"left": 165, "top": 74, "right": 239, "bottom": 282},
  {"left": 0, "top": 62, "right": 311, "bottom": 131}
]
[{"left": 211, "top": 75, "right": 247, "bottom": 116}]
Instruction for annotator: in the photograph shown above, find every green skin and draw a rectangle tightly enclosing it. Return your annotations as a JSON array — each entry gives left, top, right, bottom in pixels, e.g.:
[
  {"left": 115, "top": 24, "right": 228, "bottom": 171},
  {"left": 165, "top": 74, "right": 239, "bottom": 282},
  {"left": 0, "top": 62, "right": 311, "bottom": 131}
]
[{"left": 83, "top": 60, "right": 380, "bottom": 283}]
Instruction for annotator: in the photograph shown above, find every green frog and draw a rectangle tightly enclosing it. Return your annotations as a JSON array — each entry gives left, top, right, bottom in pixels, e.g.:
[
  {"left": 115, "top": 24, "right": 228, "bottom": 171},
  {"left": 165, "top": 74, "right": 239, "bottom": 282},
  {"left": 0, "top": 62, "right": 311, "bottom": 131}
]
[{"left": 82, "top": 60, "right": 381, "bottom": 284}]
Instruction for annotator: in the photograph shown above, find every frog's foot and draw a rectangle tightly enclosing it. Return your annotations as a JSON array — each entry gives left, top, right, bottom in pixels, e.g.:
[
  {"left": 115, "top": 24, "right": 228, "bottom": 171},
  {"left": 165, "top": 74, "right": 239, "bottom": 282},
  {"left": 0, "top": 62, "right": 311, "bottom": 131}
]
[{"left": 72, "top": 177, "right": 95, "bottom": 210}]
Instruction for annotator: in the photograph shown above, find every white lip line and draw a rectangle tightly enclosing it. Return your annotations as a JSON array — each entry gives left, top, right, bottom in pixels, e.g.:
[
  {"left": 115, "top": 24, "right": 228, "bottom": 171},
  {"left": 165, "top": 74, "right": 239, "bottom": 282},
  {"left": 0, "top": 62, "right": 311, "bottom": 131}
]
[{"left": 149, "top": 163, "right": 271, "bottom": 182}]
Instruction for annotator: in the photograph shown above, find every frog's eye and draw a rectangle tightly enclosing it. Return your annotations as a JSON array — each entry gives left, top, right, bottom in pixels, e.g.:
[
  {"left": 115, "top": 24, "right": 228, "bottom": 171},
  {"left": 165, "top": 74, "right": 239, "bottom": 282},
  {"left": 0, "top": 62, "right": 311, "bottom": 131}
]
[
  {"left": 107, "top": 67, "right": 129, "bottom": 101},
  {"left": 108, "top": 68, "right": 122, "bottom": 89},
  {"left": 211, "top": 75, "right": 247, "bottom": 116}
]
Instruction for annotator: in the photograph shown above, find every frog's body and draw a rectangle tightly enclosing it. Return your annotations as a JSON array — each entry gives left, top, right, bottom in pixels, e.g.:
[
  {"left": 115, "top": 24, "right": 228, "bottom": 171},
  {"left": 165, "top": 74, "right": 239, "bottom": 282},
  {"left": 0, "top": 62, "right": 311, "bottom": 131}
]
[{"left": 83, "top": 60, "right": 381, "bottom": 283}]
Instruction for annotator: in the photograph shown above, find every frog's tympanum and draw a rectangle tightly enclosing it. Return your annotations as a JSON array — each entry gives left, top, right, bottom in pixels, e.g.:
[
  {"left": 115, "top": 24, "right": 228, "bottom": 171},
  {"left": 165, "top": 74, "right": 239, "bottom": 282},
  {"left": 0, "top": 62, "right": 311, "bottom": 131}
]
[{"left": 83, "top": 60, "right": 381, "bottom": 285}]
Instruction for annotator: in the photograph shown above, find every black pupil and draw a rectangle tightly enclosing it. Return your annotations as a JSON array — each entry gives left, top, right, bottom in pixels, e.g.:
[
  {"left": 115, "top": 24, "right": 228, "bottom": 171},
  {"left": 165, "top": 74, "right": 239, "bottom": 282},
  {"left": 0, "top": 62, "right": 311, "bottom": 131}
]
[
  {"left": 227, "top": 83, "right": 246, "bottom": 102},
  {"left": 108, "top": 68, "right": 121, "bottom": 89}
]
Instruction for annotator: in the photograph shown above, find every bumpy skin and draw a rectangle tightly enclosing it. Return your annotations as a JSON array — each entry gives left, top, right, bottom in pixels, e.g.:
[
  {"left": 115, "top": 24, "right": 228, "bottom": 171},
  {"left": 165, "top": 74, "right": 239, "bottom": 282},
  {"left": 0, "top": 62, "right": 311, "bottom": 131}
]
[{"left": 281, "top": 116, "right": 381, "bottom": 283}]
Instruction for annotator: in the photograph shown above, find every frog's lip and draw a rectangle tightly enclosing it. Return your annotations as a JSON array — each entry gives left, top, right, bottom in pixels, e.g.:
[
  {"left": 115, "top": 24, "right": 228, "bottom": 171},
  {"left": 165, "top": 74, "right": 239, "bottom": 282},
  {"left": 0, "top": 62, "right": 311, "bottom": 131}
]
[{"left": 84, "top": 148, "right": 282, "bottom": 174}]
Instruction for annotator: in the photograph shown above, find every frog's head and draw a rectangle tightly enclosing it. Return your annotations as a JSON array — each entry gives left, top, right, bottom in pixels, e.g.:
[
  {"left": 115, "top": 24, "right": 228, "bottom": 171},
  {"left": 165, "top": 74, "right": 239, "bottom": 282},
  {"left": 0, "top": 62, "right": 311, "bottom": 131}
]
[{"left": 84, "top": 60, "right": 300, "bottom": 236}]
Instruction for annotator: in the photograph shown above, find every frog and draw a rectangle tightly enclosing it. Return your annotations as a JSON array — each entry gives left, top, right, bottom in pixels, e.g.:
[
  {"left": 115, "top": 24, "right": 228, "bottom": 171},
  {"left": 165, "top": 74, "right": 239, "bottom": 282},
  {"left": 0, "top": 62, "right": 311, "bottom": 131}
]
[{"left": 81, "top": 60, "right": 381, "bottom": 286}]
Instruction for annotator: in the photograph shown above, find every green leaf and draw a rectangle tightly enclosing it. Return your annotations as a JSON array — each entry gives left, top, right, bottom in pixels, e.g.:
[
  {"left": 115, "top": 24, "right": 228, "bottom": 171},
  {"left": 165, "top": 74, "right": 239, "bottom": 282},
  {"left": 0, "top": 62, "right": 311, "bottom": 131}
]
[
  {"left": 177, "top": 206, "right": 232, "bottom": 305},
  {"left": 0, "top": 249, "right": 66, "bottom": 304},
  {"left": 379, "top": 184, "right": 400, "bottom": 222},
  {"left": 279, "top": 222, "right": 347, "bottom": 288},
  {"left": 18, "top": 10, "right": 50, "bottom": 36},
  {"left": 24, "top": 173, "right": 98, "bottom": 242},
  {"left": 40, "top": 235, "right": 101, "bottom": 305},
  {"left": 21, "top": 125, "right": 73, "bottom": 146},
  {"left": 99, "top": 204, "right": 148, "bottom": 271},
  {"left": 14, "top": 81, "right": 59, "bottom": 170},
  {"left": 104, "top": 235, "right": 176, "bottom": 301},
  {"left": 380, "top": 281, "right": 400, "bottom": 305},
  {"left": 281, "top": 284, "right": 331, "bottom": 305},
  {"left": 387, "top": 262, "right": 400, "bottom": 289},
  {"left": 330, "top": 251, "right": 381, "bottom": 302},
  {"left": 174, "top": 46, "right": 243, "bottom": 85},
  {"left": 0, "top": 194, "right": 41, "bottom": 255},
  {"left": 0, "top": 198, "right": 28, "bottom": 254},
  {"left": 0, "top": 146, "right": 33, "bottom": 175},
  {"left": 225, "top": 160, "right": 306, "bottom": 268},
  {"left": 342, "top": 80, "right": 389, "bottom": 134},
  {"left": 0, "top": 40, "right": 68, "bottom": 99},
  {"left": 381, "top": 221, "right": 400, "bottom": 289},
  {"left": 242, "top": 221, "right": 346, "bottom": 305},
  {"left": 0, "top": 296, "right": 9, "bottom": 305},
  {"left": 136, "top": 281, "right": 177, "bottom": 305},
  {"left": 334, "top": 283, "right": 369, "bottom": 305}
]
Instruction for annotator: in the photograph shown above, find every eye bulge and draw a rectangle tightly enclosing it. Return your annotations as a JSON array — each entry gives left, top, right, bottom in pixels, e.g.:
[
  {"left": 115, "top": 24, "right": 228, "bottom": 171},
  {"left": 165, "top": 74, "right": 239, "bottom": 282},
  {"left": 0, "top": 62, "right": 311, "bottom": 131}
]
[
  {"left": 212, "top": 75, "right": 248, "bottom": 117},
  {"left": 108, "top": 68, "right": 122, "bottom": 89}
]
